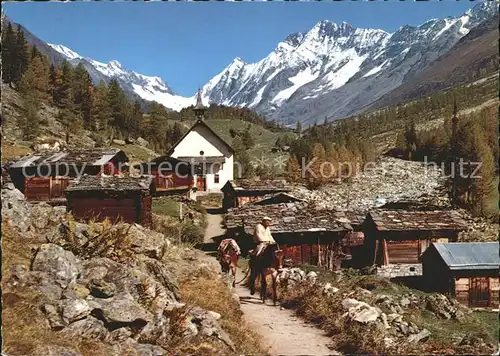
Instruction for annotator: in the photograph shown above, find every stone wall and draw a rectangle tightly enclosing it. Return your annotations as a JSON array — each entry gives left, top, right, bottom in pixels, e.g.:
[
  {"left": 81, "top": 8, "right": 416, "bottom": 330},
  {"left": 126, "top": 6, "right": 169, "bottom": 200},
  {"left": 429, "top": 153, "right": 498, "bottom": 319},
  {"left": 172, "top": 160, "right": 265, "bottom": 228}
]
[{"left": 376, "top": 264, "right": 422, "bottom": 278}]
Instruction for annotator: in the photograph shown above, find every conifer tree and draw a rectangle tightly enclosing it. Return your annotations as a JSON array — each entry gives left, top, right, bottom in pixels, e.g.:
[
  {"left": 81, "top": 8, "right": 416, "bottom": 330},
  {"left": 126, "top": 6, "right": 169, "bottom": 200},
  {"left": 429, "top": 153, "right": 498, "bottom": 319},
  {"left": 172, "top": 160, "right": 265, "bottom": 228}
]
[
  {"left": 1, "top": 22, "right": 16, "bottom": 84},
  {"left": 92, "top": 80, "right": 111, "bottom": 132},
  {"left": 13, "top": 26, "right": 29, "bottom": 85},
  {"left": 72, "top": 63, "right": 93, "bottom": 128},
  {"left": 54, "top": 61, "right": 74, "bottom": 109},
  {"left": 107, "top": 78, "right": 128, "bottom": 135}
]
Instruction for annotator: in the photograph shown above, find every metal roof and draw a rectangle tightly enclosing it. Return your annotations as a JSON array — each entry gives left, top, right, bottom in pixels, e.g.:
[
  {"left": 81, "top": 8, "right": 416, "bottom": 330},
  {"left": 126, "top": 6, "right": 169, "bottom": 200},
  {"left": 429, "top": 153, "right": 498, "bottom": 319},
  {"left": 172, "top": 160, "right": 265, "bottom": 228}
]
[{"left": 431, "top": 242, "right": 500, "bottom": 270}]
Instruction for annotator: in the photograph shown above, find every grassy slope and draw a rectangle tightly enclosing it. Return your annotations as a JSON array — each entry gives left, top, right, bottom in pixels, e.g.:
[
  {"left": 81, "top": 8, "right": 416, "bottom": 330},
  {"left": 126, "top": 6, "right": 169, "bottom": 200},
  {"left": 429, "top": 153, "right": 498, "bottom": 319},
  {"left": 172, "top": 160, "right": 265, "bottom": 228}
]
[{"left": 297, "top": 265, "right": 499, "bottom": 349}]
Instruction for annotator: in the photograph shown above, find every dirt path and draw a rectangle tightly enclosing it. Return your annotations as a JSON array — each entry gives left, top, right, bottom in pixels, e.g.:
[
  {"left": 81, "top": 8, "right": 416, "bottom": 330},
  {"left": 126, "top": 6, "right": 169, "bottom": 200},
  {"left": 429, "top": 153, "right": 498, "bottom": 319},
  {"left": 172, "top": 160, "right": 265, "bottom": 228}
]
[
  {"left": 204, "top": 213, "right": 225, "bottom": 244},
  {"left": 233, "top": 268, "right": 338, "bottom": 356},
  {"left": 203, "top": 212, "right": 337, "bottom": 355}
]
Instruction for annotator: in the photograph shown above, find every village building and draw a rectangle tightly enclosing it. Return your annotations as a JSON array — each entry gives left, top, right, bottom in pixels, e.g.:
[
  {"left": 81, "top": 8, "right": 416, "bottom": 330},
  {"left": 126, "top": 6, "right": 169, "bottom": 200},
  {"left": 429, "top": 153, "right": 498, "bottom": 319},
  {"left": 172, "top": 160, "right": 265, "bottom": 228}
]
[
  {"left": 421, "top": 242, "right": 499, "bottom": 308},
  {"left": 135, "top": 156, "right": 194, "bottom": 196},
  {"left": 363, "top": 209, "right": 468, "bottom": 278},
  {"left": 8, "top": 148, "right": 128, "bottom": 203},
  {"left": 221, "top": 179, "right": 293, "bottom": 211},
  {"left": 167, "top": 91, "right": 234, "bottom": 193},
  {"left": 65, "top": 175, "right": 155, "bottom": 228},
  {"left": 341, "top": 210, "right": 368, "bottom": 268},
  {"left": 224, "top": 201, "right": 354, "bottom": 270}
]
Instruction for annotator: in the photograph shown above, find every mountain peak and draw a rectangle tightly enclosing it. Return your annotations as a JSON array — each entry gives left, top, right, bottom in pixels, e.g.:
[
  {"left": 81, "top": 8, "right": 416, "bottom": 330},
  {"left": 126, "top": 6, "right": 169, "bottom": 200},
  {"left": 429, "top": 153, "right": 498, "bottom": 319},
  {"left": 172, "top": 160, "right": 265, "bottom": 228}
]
[
  {"left": 48, "top": 43, "right": 81, "bottom": 60},
  {"left": 109, "top": 60, "right": 123, "bottom": 68}
]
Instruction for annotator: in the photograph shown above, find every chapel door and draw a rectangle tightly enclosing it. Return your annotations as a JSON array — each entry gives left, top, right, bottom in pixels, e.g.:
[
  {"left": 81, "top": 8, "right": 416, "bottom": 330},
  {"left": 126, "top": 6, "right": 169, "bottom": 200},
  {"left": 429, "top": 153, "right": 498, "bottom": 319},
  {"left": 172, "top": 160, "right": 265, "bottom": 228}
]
[
  {"left": 469, "top": 277, "right": 490, "bottom": 307},
  {"left": 196, "top": 176, "right": 206, "bottom": 191}
]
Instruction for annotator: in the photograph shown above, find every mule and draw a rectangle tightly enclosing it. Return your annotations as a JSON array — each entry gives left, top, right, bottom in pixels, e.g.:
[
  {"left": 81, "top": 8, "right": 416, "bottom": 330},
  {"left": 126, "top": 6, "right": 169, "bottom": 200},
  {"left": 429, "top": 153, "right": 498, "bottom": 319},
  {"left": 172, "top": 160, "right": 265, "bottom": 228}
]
[
  {"left": 216, "top": 238, "right": 241, "bottom": 287},
  {"left": 248, "top": 244, "right": 284, "bottom": 305}
]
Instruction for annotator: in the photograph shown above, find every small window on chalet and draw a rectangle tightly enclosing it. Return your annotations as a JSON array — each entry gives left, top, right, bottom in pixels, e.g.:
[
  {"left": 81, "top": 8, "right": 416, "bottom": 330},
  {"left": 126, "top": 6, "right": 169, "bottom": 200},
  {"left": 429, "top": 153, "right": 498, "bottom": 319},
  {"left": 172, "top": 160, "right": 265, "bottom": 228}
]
[
  {"left": 214, "top": 174, "right": 220, "bottom": 184},
  {"left": 200, "top": 151, "right": 205, "bottom": 156}
]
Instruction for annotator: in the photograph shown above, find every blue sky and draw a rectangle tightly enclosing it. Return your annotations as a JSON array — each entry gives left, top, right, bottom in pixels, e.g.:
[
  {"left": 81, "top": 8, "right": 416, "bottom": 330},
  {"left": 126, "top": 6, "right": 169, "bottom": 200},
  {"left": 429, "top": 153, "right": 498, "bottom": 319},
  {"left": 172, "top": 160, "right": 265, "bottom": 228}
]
[{"left": 4, "top": 1, "right": 478, "bottom": 96}]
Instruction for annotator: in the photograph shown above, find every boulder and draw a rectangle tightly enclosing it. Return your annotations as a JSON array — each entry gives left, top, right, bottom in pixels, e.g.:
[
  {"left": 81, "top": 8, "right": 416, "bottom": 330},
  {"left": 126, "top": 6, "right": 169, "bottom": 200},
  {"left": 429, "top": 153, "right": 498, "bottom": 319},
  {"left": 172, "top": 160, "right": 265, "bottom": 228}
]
[
  {"left": 128, "top": 224, "right": 167, "bottom": 260},
  {"left": 342, "top": 298, "right": 363, "bottom": 310},
  {"left": 136, "top": 137, "right": 149, "bottom": 147},
  {"left": 42, "top": 303, "right": 66, "bottom": 330},
  {"left": 128, "top": 342, "right": 167, "bottom": 356},
  {"left": 112, "top": 139, "right": 126, "bottom": 146},
  {"left": 59, "top": 299, "right": 92, "bottom": 324},
  {"left": 32, "top": 244, "right": 82, "bottom": 289},
  {"left": 89, "top": 279, "right": 116, "bottom": 298},
  {"left": 187, "top": 306, "right": 235, "bottom": 351},
  {"left": 92, "top": 292, "right": 153, "bottom": 330},
  {"left": 106, "top": 327, "right": 133, "bottom": 344},
  {"left": 31, "top": 345, "right": 82, "bottom": 356},
  {"left": 31, "top": 202, "right": 60, "bottom": 230},
  {"left": 62, "top": 283, "right": 91, "bottom": 300},
  {"left": 61, "top": 316, "right": 109, "bottom": 341},
  {"left": 1, "top": 184, "right": 32, "bottom": 232},
  {"left": 352, "top": 306, "right": 380, "bottom": 324},
  {"left": 306, "top": 271, "right": 318, "bottom": 281},
  {"left": 135, "top": 256, "right": 180, "bottom": 302},
  {"left": 407, "top": 328, "right": 431, "bottom": 343}
]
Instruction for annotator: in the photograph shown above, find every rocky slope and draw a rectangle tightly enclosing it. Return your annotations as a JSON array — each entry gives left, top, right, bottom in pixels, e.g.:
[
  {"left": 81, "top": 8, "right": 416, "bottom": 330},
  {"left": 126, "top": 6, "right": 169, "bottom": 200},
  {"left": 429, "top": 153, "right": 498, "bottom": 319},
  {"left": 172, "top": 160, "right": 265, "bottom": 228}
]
[
  {"left": 277, "top": 267, "right": 498, "bottom": 355},
  {"left": 371, "top": 14, "right": 499, "bottom": 110},
  {"left": 293, "top": 156, "right": 447, "bottom": 212},
  {"left": 1, "top": 184, "right": 251, "bottom": 355}
]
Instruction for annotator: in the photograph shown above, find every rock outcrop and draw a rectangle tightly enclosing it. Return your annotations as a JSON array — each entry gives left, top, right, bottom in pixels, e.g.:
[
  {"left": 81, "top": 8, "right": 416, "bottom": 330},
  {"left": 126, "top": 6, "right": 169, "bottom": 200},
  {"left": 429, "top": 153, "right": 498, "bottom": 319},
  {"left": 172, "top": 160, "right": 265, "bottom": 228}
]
[{"left": 2, "top": 185, "right": 235, "bottom": 355}]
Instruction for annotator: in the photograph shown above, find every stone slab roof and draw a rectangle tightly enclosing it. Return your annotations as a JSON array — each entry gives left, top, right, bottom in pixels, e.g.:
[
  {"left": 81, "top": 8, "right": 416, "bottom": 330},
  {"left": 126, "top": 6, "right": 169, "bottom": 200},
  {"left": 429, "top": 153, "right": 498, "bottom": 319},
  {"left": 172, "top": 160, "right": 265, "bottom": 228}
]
[
  {"left": 66, "top": 175, "right": 154, "bottom": 193},
  {"left": 9, "top": 148, "right": 127, "bottom": 169},
  {"left": 225, "top": 201, "right": 352, "bottom": 234},
  {"left": 369, "top": 210, "right": 468, "bottom": 232},
  {"left": 223, "top": 179, "right": 292, "bottom": 193}
]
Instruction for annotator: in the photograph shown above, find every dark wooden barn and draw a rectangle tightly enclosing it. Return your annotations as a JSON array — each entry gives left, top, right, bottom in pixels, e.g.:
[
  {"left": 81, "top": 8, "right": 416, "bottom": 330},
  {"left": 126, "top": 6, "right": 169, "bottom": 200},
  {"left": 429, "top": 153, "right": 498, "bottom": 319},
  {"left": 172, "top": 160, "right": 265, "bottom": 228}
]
[
  {"left": 421, "top": 242, "right": 499, "bottom": 308},
  {"left": 65, "top": 175, "right": 155, "bottom": 228},
  {"left": 135, "top": 156, "right": 194, "bottom": 195},
  {"left": 224, "top": 201, "right": 354, "bottom": 271},
  {"left": 363, "top": 210, "right": 468, "bottom": 277},
  {"left": 342, "top": 210, "right": 368, "bottom": 268},
  {"left": 221, "top": 179, "right": 293, "bottom": 211},
  {"left": 7, "top": 148, "right": 128, "bottom": 203}
]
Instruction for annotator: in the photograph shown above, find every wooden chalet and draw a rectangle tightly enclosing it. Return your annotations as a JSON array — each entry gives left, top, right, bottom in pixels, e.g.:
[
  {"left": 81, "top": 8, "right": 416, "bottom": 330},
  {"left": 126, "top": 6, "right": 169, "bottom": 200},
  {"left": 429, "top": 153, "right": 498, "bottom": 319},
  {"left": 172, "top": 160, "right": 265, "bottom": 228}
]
[
  {"left": 221, "top": 179, "right": 293, "bottom": 211},
  {"left": 363, "top": 210, "right": 468, "bottom": 272},
  {"left": 421, "top": 242, "right": 499, "bottom": 308},
  {"left": 135, "top": 156, "right": 194, "bottom": 195},
  {"left": 224, "top": 201, "right": 354, "bottom": 270},
  {"left": 65, "top": 175, "right": 155, "bottom": 228},
  {"left": 8, "top": 148, "right": 128, "bottom": 203}
]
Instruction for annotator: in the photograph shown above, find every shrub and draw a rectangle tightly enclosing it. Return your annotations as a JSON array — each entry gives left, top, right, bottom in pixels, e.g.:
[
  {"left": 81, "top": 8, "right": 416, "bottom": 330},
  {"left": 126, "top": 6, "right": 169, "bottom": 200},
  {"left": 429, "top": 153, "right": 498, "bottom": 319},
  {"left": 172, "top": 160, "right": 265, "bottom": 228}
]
[{"left": 54, "top": 216, "right": 134, "bottom": 261}]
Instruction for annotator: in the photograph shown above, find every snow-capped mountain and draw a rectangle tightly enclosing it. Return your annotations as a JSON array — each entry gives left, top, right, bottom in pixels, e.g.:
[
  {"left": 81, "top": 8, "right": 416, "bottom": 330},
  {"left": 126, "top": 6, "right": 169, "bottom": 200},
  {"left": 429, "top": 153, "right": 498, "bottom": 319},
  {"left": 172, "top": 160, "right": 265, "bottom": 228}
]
[
  {"left": 200, "top": 1, "right": 497, "bottom": 126},
  {"left": 44, "top": 1, "right": 496, "bottom": 125},
  {"left": 48, "top": 44, "right": 196, "bottom": 111}
]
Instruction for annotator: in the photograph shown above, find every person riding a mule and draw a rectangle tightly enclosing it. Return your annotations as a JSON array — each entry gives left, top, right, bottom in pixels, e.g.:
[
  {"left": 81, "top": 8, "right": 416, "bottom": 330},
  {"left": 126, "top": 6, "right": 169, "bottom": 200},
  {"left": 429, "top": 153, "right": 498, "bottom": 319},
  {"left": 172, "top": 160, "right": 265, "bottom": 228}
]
[
  {"left": 253, "top": 216, "right": 276, "bottom": 256},
  {"left": 247, "top": 216, "right": 284, "bottom": 304}
]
